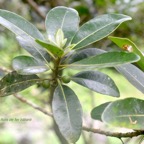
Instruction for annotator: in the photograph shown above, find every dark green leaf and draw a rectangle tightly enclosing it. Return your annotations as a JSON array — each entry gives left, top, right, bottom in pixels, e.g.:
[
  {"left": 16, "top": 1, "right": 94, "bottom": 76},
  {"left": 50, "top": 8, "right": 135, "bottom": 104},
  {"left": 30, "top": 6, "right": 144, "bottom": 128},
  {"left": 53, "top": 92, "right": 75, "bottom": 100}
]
[
  {"left": 72, "top": 14, "right": 131, "bottom": 49},
  {"left": 52, "top": 84, "right": 82, "bottom": 143},
  {"left": 0, "top": 9, "right": 50, "bottom": 63},
  {"left": 91, "top": 102, "right": 111, "bottom": 121},
  {"left": 102, "top": 98, "right": 144, "bottom": 130},
  {"left": 35, "top": 39, "right": 64, "bottom": 57},
  {"left": 16, "top": 36, "right": 50, "bottom": 63},
  {"left": 65, "top": 52, "right": 140, "bottom": 69},
  {"left": 67, "top": 48, "right": 105, "bottom": 64},
  {"left": 116, "top": 64, "right": 144, "bottom": 93},
  {"left": 0, "top": 9, "right": 44, "bottom": 40},
  {"left": 12, "top": 56, "right": 48, "bottom": 75},
  {"left": 0, "top": 71, "right": 40, "bottom": 97},
  {"left": 72, "top": 71, "right": 119, "bottom": 96},
  {"left": 45, "top": 6, "right": 79, "bottom": 45}
]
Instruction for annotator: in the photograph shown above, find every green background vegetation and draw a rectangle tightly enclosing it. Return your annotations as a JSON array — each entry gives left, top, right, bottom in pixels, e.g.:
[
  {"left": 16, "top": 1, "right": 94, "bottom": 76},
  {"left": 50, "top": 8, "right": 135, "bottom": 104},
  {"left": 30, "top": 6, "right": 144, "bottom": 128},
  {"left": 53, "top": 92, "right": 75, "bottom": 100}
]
[{"left": 0, "top": 0, "right": 144, "bottom": 144}]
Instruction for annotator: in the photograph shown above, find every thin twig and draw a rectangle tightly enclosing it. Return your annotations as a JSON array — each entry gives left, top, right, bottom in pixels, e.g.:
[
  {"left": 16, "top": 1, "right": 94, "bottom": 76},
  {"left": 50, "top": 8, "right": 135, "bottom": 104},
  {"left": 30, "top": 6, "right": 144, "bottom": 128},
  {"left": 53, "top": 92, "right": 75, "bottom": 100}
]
[
  {"left": 0, "top": 66, "right": 11, "bottom": 73},
  {"left": 13, "top": 93, "right": 144, "bottom": 138},
  {"left": 13, "top": 93, "right": 52, "bottom": 117},
  {"left": 25, "top": 0, "right": 45, "bottom": 19}
]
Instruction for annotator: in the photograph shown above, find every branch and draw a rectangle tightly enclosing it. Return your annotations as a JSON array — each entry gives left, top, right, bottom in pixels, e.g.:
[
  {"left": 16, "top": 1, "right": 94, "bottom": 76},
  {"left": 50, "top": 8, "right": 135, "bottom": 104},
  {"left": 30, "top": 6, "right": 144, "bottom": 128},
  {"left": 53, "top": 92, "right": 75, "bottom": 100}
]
[
  {"left": 0, "top": 66, "right": 11, "bottom": 73},
  {"left": 82, "top": 126, "right": 144, "bottom": 138},
  {"left": 13, "top": 93, "right": 144, "bottom": 138},
  {"left": 25, "top": 0, "right": 45, "bottom": 19},
  {"left": 13, "top": 94, "right": 52, "bottom": 117}
]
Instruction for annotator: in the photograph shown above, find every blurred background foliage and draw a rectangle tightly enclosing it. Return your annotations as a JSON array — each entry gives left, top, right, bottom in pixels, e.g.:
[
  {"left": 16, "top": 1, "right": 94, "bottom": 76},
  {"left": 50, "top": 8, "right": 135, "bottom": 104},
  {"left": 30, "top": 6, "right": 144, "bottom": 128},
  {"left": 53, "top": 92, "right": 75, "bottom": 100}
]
[{"left": 0, "top": 0, "right": 144, "bottom": 144}]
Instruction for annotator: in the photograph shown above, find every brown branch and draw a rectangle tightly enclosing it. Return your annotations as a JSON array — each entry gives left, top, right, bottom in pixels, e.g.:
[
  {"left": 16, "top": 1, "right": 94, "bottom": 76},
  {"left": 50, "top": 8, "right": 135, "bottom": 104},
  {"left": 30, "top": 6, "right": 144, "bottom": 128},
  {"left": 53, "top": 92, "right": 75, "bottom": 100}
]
[
  {"left": 82, "top": 126, "right": 144, "bottom": 138},
  {"left": 13, "top": 94, "right": 52, "bottom": 117},
  {"left": 13, "top": 93, "right": 144, "bottom": 138},
  {"left": 0, "top": 66, "right": 11, "bottom": 73},
  {"left": 25, "top": 0, "right": 45, "bottom": 19}
]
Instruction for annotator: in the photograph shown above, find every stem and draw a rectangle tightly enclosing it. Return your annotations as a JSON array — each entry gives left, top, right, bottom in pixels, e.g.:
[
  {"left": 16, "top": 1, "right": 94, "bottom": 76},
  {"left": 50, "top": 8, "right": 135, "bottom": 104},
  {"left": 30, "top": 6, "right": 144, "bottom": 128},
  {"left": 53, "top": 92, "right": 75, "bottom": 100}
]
[
  {"left": 13, "top": 94, "right": 52, "bottom": 117},
  {"left": 25, "top": 0, "right": 45, "bottom": 19},
  {"left": 48, "top": 58, "right": 61, "bottom": 104},
  {"left": 48, "top": 58, "right": 67, "bottom": 144},
  {"left": 13, "top": 93, "right": 144, "bottom": 139},
  {"left": 0, "top": 66, "right": 11, "bottom": 73},
  {"left": 82, "top": 126, "right": 144, "bottom": 138}
]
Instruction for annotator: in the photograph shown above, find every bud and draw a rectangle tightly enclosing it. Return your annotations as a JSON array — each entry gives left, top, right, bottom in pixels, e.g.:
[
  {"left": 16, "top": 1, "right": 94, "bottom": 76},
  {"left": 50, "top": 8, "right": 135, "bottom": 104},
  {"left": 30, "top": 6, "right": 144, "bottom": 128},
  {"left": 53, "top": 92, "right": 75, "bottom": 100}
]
[{"left": 55, "top": 29, "right": 67, "bottom": 48}]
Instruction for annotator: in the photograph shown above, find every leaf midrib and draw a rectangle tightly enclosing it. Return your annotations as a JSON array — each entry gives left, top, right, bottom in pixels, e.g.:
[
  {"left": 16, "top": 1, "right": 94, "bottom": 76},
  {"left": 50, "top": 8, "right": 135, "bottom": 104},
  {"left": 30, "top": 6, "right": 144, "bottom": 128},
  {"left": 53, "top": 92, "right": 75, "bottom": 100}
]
[
  {"left": 116, "top": 65, "right": 144, "bottom": 90},
  {"left": 73, "top": 15, "right": 128, "bottom": 47},
  {"left": 60, "top": 8, "right": 69, "bottom": 30},
  {"left": 0, "top": 17, "right": 49, "bottom": 64},
  {"left": 0, "top": 78, "right": 41, "bottom": 92},
  {"left": 59, "top": 84, "right": 73, "bottom": 136},
  {"left": 72, "top": 77, "right": 114, "bottom": 89},
  {"left": 62, "top": 60, "right": 136, "bottom": 68}
]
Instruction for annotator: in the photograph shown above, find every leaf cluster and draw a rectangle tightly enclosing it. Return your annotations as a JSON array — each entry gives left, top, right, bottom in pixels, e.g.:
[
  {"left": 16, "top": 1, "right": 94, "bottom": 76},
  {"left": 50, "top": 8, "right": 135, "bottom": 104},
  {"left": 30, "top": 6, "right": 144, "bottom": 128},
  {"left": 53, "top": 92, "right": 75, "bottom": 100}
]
[{"left": 0, "top": 6, "right": 143, "bottom": 143}]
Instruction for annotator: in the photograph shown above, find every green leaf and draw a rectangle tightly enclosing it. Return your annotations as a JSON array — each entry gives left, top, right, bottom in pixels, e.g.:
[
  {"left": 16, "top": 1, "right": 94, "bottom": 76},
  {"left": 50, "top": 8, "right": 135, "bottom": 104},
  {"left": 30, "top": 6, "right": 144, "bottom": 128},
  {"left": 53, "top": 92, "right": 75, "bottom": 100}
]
[
  {"left": 102, "top": 98, "right": 144, "bottom": 130},
  {"left": 72, "top": 14, "right": 131, "bottom": 49},
  {"left": 72, "top": 71, "right": 119, "bottom": 97},
  {"left": 65, "top": 52, "right": 140, "bottom": 69},
  {"left": 45, "top": 6, "right": 79, "bottom": 45},
  {"left": 67, "top": 48, "right": 105, "bottom": 64},
  {"left": 0, "top": 9, "right": 50, "bottom": 63},
  {"left": 0, "top": 71, "right": 40, "bottom": 97},
  {"left": 17, "top": 36, "right": 50, "bottom": 63},
  {"left": 116, "top": 64, "right": 144, "bottom": 93},
  {"left": 0, "top": 9, "right": 44, "bottom": 40},
  {"left": 12, "top": 56, "right": 48, "bottom": 75},
  {"left": 91, "top": 102, "right": 111, "bottom": 121},
  {"left": 109, "top": 36, "right": 144, "bottom": 71},
  {"left": 52, "top": 84, "right": 82, "bottom": 143},
  {"left": 35, "top": 39, "right": 64, "bottom": 57}
]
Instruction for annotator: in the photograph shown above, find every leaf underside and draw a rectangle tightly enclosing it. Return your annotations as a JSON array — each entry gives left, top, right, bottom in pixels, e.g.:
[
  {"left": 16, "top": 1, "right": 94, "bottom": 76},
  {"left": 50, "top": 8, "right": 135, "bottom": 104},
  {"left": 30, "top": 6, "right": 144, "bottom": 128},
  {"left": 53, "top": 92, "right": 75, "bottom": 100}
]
[
  {"left": 116, "top": 64, "right": 144, "bottom": 93},
  {"left": 12, "top": 55, "right": 48, "bottom": 75}
]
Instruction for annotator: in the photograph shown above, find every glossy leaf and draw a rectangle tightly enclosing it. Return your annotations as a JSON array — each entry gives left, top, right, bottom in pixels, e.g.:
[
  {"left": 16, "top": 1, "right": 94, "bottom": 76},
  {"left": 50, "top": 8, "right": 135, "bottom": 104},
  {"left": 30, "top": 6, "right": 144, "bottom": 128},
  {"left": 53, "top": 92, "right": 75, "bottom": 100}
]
[
  {"left": 0, "top": 9, "right": 44, "bottom": 40},
  {"left": 0, "top": 71, "right": 40, "bottom": 97},
  {"left": 71, "top": 14, "right": 131, "bottom": 49},
  {"left": 16, "top": 36, "right": 50, "bottom": 63},
  {"left": 52, "top": 84, "right": 82, "bottom": 143},
  {"left": 45, "top": 6, "right": 79, "bottom": 45},
  {"left": 109, "top": 36, "right": 144, "bottom": 71},
  {"left": 0, "top": 10, "right": 50, "bottom": 63},
  {"left": 72, "top": 71, "right": 119, "bottom": 97},
  {"left": 12, "top": 56, "right": 48, "bottom": 75},
  {"left": 67, "top": 48, "right": 105, "bottom": 64},
  {"left": 102, "top": 98, "right": 144, "bottom": 130},
  {"left": 35, "top": 39, "right": 64, "bottom": 57},
  {"left": 65, "top": 52, "right": 140, "bottom": 69},
  {"left": 116, "top": 64, "right": 144, "bottom": 93},
  {"left": 91, "top": 102, "right": 111, "bottom": 121}
]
